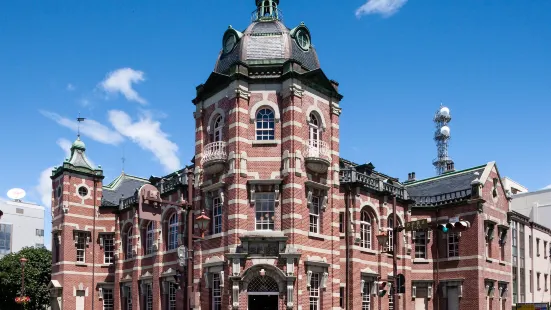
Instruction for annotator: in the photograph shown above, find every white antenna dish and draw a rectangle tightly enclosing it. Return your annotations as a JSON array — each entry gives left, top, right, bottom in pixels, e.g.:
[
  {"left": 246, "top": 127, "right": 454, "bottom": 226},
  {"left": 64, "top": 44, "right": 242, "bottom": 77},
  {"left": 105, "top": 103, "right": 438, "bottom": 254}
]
[
  {"left": 7, "top": 188, "right": 26, "bottom": 201},
  {"left": 439, "top": 106, "right": 450, "bottom": 117},
  {"left": 440, "top": 125, "right": 450, "bottom": 137}
]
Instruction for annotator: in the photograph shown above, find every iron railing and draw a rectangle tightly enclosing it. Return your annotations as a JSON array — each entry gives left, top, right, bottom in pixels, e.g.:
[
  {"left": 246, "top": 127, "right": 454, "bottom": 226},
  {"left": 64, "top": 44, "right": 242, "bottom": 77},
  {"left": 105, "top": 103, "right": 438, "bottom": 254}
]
[
  {"left": 409, "top": 189, "right": 471, "bottom": 206},
  {"left": 339, "top": 169, "right": 406, "bottom": 199}
]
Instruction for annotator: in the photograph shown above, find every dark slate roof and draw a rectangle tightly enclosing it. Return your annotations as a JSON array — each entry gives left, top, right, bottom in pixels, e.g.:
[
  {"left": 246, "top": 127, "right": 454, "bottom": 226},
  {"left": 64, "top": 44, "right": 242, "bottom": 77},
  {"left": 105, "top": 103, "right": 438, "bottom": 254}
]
[
  {"left": 405, "top": 164, "right": 487, "bottom": 207},
  {"left": 101, "top": 173, "right": 149, "bottom": 207},
  {"left": 214, "top": 20, "right": 320, "bottom": 74}
]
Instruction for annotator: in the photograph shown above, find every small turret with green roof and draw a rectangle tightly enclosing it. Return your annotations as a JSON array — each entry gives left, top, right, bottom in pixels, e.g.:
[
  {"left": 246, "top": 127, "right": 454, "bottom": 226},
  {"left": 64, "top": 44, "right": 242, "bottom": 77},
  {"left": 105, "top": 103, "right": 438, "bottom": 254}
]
[{"left": 51, "top": 135, "right": 103, "bottom": 179}]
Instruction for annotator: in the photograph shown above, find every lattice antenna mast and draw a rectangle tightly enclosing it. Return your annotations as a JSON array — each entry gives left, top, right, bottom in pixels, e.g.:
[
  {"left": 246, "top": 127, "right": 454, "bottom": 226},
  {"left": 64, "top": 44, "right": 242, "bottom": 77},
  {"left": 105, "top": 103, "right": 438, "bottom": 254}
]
[
  {"left": 432, "top": 104, "right": 454, "bottom": 175},
  {"left": 76, "top": 113, "right": 86, "bottom": 138}
]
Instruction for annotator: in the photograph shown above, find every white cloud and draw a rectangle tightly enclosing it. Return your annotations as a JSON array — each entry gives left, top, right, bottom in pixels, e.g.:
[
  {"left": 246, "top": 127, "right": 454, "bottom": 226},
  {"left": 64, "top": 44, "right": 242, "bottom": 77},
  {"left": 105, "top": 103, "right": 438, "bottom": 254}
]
[
  {"left": 36, "top": 167, "right": 54, "bottom": 209},
  {"left": 355, "top": 0, "right": 408, "bottom": 18},
  {"left": 67, "top": 83, "right": 75, "bottom": 91},
  {"left": 56, "top": 138, "right": 72, "bottom": 158},
  {"left": 41, "top": 110, "right": 124, "bottom": 145},
  {"left": 100, "top": 68, "right": 147, "bottom": 104},
  {"left": 108, "top": 110, "right": 180, "bottom": 173},
  {"left": 544, "top": 184, "right": 551, "bottom": 189}
]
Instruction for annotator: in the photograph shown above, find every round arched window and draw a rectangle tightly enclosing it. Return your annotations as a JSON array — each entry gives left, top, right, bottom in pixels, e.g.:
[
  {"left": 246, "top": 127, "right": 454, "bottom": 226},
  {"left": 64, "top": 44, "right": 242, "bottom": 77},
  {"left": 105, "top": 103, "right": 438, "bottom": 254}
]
[{"left": 78, "top": 186, "right": 88, "bottom": 197}]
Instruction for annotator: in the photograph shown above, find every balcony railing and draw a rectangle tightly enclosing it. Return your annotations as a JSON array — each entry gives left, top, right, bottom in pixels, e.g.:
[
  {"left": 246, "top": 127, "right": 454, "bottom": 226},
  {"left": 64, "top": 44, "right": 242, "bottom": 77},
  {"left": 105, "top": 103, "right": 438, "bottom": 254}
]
[
  {"left": 201, "top": 141, "right": 228, "bottom": 166},
  {"left": 339, "top": 169, "right": 406, "bottom": 199},
  {"left": 304, "top": 140, "right": 330, "bottom": 161},
  {"left": 409, "top": 189, "right": 471, "bottom": 206}
]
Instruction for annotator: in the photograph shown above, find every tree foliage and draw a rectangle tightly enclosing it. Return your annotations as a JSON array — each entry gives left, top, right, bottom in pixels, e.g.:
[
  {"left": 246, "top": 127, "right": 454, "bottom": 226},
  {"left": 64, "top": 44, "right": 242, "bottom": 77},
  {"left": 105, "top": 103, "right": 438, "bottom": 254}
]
[{"left": 0, "top": 247, "right": 52, "bottom": 309}]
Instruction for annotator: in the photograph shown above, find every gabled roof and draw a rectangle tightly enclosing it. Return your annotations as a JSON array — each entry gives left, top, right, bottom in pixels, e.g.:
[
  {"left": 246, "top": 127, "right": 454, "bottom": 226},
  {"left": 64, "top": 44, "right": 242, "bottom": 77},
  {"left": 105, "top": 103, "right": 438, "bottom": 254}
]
[
  {"left": 101, "top": 173, "right": 149, "bottom": 207},
  {"left": 405, "top": 164, "right": 487, "bottom": 207}
]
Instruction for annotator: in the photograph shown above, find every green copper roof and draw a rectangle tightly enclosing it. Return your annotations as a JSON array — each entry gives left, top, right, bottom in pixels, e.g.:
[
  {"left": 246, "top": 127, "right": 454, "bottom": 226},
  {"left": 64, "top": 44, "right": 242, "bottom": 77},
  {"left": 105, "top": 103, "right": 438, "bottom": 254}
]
[
  {"left": 405, "top": 164, "right": 486, "bottom": 186},
  {"left": 72, "top": 137, "right": 86, "bottom": 150}
]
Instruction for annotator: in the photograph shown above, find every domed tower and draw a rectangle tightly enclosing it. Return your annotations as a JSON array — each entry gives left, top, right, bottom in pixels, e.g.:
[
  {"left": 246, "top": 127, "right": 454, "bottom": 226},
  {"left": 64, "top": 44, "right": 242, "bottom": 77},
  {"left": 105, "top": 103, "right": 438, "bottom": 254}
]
[
  {"left": 192, "top": 1, "right": 343, "bottom": 309},
  {"left": 49, "top": 135, "right": 107, "bottom": 310}
]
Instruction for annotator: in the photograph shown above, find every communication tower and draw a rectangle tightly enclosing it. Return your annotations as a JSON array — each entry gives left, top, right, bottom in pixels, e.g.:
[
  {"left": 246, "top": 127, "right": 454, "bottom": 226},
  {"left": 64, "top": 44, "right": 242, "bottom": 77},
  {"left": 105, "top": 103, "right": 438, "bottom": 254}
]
[{"left": 432, "top": 104, "right": 454, "bottom": 175}]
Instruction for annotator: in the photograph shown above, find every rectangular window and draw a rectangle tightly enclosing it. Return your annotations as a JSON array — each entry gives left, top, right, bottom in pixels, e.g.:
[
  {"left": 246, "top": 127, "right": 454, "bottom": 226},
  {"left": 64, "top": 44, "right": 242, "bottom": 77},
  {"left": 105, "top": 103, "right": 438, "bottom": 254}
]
[
  {"left": 339, "top": 212, "right": 344, "bottom": 233},
  {"left": 545, "top": 241, "right": 548, "bottom": 259},
  {"left": 414, "top": 231, "right": 427, "bottom": 259},
  {"left": 0, "top": 224, "right": 12, "bottom": 256},
  {"left": 362, "top": 281, "right": 371, "bottom": 310},
  {"left": 530, "top": 270, "right": 533, "bottom": 293},
  {"left": 513, "top": 266, "right": 518, "bottom": 304},
  {"left": 212, "top": 197, "right": 222, "bottom": 234},
  {"left": 145, "top": 283, "right": 153, "bottom": 310},
  {"left": 528, "top": 235, "right": 534, "bottom": 258},
  {"left": 168, "top": 282, "right": 177, "bottom": 310},
  {"left": 76, "top": 232, "right": 86, "bottom": 263},
  {"left": 309, "top": 273, "right": 320, "bottom": 310},
  {"left": 309, "top": 196, "right": 321, "bottom": 234},
  {"left": 212, "top": 273, "right": 222, "bottom": 310},
  {"left": 36, "top": 229, "right": 44, "bottom": 237},
  {"left": 126, "top": 288, "right": 132, "bottom": 310},
  {"left": 520, "top": 267, "right": 526, "bottom": 302},
  {"left": 545, "top": 274, "right": 548, "bottom": 291},
  {"left": 254, "top": 192, "right": 275, "bottom": 230},
  {"left": 102, "top": 288, "right": 114, "bottom": 310},
  {"left": 537, "top": 238, "right": 540, "bottom": 256},
  {"left": 54, "top": 233, "right": 60, "bottom": 263},
  {"left": 255, "top": 109, "right": 275, "bottom": 141},
  {"left": 537, "top": 272, "right": 541, "bottom": 290},
  {"left": 448, "top": 232, "right": 459, "bottom": 257},
  {"left": 16, "top": 208, "right": 24, "bottom": 214},
  {"left": 339, "top": 287, "right": 344, "bottom": 308},
  {"left": 103, "top": 235, "right": 114, "bottom": 264}
]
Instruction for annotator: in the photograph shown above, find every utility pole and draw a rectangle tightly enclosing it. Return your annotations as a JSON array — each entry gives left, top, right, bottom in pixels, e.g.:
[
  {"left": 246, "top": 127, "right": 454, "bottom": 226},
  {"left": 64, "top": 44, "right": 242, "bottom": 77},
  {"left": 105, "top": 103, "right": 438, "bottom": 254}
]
[
  {"left": 185, "top": 168, "right": 194, "bottom": 310},
  {"left": 392, "top": 194, "right": 398, "bottom": 310}
]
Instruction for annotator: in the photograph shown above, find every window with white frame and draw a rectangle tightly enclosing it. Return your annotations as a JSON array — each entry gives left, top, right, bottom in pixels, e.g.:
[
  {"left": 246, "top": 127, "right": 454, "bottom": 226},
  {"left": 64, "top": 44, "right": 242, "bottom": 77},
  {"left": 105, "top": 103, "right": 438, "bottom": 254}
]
[
  {"left": 103, "top": 234, "right": 114, "bottom": 264},
  {"left": 309, "top": 113, "right": 321, "bottom": 143},
  {"left": 362, "top": 280, "right": 371, "bottom": 310},
  {"left": 389, "top": 285, "right": 394, "bottom": 310},
  {"left": 255, "top": 192, "right": 275, "bottom": 230},
  {"left": 145, "top": 222, "right": 155, "bottom": 255},
  {"left": 211, "top": 115, "right": 223, "bottom": 142},
  {"left": 126, "top": 226, "right": 133, "bottom": 259},
  {"left": 75, "top": 232, "right": 86, "bottom": 263},
  {"left": 255, "top": 108, "right": 275, "bottom": 141},
  {"left": 168, "top": 282, "right": 177, "bottom": 310},
  {"left": 144, "top": 283, "right": 153, "bottom": 310},
  {"left": 448, "top": 232, "right": 459, "bottom": 257},
  {"left": 360, "top": 210, "right": 372, "bottom": 249},
  {"left": 102, "top": 288, "right": 114, "bottom": 310},
  {"left": 309, "top": 195, "right": 321, "bottom": 234},
  {"left": 213, "top": 197, "right": 223, "bottom": 234},
  {"left": 386, "top": 217, "right": 395, "bottom": 252},
  {"left": 168, "top": 214, "right": 178, "bottom": 250},
  {"left": 212, "top": 273, "right": 222, "bottom": 310},
  {"left": 309, "top": 272, "right": 320, "bottom": 310},
  {"left": 414, "top": 230, "right": 427, "bottom": 259}
]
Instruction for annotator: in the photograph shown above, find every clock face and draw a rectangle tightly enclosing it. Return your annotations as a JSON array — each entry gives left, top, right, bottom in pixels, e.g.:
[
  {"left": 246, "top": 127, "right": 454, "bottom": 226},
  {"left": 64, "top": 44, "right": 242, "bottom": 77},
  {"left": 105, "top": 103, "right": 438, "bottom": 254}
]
[
  {"left": 224, "top": 34, "right": 236, "bottom": 53},
  {"left": 296, "top": 29, "right": 310, "bottom": 50}
]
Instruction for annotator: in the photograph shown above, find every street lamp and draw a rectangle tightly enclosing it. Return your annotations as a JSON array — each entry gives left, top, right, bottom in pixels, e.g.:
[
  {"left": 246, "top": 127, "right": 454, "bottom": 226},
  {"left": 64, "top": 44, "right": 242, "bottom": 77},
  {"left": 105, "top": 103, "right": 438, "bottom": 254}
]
[
  {"left": 19, "top": 257, "right": 27, "bottom": 296},
  {"left": 195, "top": 210, "right": 211, "bottom": 238}
]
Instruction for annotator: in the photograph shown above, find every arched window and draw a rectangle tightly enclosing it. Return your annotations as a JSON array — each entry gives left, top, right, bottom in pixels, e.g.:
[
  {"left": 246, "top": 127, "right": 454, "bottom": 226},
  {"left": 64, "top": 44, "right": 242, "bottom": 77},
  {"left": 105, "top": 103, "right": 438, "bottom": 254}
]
[
  {"left": 126, "top": 226, "right": 133, "bottom": 259},
  {"left": 387, "top": 217, "right": 395, "bottom": 252},
  {"left": 168, "top": 213, "right": 178, "bottom": 250},
  {"left": 308, "top": 113, "right": 321, "bottom": 148},
  {"left": 360, "top": 211, "right": 372, "bottom": 249},
  {"left": 212, "top": 115, "right": 223, "bottom": 142},
  {"left": 145, "top": 221, "right": 155, "bottom": 255},
  {"left": 255, "top": 108, "right": 275, "bottom": 141}
]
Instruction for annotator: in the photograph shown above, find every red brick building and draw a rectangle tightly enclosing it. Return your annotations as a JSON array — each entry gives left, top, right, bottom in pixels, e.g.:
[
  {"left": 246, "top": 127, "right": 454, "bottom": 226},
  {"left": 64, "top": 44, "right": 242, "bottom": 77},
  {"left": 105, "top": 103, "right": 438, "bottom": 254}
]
[{"left": 48, "top": 1, "right": 512, "bottom": 310}]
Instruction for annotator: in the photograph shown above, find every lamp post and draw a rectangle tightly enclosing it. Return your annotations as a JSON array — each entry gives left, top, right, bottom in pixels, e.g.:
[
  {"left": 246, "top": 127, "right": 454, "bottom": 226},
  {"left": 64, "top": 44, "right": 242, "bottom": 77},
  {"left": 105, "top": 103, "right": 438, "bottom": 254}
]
[
  {"left": 19, "top": 257, "right": 28, "bottom": 308},
  {"left": 195, "top": 210, "right": 211, "bottom": 238}
]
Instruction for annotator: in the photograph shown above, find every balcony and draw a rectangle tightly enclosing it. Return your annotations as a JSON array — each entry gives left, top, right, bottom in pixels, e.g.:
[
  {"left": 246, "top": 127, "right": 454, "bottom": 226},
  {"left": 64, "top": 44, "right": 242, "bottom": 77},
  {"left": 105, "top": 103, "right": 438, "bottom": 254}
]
[
  {"left": 201, "top": 141, "right": 228, "bottom": 175},
  {"left": 304, "top": 140, "right": 331, "bottom": 173}
]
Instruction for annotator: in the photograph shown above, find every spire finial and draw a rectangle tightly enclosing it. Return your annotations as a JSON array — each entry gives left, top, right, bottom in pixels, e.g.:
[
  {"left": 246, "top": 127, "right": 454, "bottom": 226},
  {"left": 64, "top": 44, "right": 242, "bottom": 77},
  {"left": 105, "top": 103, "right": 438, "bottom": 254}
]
[{"left": 76, "top": 112, "right": 86, "bottom": 138}]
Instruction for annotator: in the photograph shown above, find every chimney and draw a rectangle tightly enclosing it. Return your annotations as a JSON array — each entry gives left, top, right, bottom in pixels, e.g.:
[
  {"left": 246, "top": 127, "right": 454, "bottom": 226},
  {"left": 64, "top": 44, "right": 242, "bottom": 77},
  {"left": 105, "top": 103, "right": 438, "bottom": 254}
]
[
  {"left": 406, "top": 172, "right": 416, "bottom": 182},
  {"left": 445, "top": 162, "right": 455, "bottom": 173}
]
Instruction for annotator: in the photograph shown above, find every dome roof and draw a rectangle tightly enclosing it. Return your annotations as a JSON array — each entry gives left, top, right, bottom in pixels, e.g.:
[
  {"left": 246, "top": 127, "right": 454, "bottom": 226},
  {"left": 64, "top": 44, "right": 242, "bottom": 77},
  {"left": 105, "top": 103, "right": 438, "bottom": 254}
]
[
  {"left": 214, "top": 19, "right": 320, "bottom": 74},
  {"left": 72, "top": 137, "right": 86, "bottom": 150}
]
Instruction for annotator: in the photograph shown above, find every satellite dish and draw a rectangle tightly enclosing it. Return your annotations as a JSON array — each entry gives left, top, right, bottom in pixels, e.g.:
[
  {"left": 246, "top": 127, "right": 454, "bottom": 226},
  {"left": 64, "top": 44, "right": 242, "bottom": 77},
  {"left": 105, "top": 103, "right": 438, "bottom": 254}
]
[
  {"left": 440, "top": 126, "right": 450, "bottom": 137},
  {"left": 7, "top": 188, "right": 26, "bottom": 201},
  {"left": 439, "top": 106, "right": 450, "bottom": 117}
]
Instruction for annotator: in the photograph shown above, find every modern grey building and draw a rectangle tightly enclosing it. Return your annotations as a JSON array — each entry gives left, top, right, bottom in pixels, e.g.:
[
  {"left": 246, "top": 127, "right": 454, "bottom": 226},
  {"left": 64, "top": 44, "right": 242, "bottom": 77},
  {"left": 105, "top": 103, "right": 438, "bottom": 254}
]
[{"left": 0, "top": 199, "right": 46, "bottom": 257}]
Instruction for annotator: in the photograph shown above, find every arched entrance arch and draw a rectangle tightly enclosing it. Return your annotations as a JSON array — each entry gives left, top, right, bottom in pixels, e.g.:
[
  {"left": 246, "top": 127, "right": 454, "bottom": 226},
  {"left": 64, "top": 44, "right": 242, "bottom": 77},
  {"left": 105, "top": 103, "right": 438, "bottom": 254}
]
[{"left": 240, "top": 264, "right": 286, "bottom": 310}]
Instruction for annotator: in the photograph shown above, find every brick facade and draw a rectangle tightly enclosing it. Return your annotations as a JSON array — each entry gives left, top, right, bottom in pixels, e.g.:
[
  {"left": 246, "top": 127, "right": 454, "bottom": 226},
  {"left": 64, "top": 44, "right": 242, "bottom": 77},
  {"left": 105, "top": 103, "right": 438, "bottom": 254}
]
[{"left": 49, "top": 2, "right": 512, "bottom": 310}]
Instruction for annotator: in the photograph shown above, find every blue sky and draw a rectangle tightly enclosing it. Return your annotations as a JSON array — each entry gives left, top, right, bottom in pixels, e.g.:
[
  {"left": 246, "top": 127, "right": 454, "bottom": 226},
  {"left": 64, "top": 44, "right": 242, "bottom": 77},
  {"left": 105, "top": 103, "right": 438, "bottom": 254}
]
[{"left": 0, "top": 0, "right": 550, "bottom": 248}]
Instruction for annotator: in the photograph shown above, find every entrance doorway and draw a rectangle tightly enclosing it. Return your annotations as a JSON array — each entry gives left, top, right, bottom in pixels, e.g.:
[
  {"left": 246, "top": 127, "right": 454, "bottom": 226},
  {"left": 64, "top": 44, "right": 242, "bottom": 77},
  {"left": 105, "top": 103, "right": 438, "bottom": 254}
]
[{"left": 247, "top": 276, "right": 279, "bottom": 310}]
